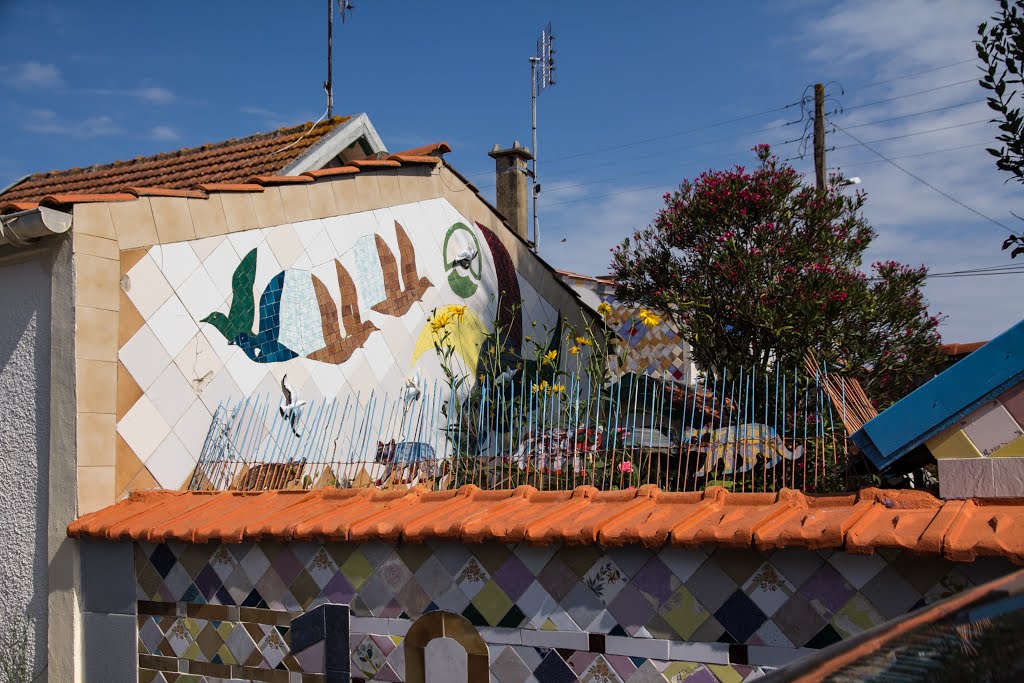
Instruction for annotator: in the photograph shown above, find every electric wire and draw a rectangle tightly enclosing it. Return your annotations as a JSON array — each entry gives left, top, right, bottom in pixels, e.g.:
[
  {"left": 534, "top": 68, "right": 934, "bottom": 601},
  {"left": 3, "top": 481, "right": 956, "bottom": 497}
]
[
  {"left": 842, "top": 78, "right": 978, "bottom": 112},
  {"left": 855, "top": 58, "right": 976, "bottom": 90},
  {"left": 834, "top": 142, "right": 987, "bottom": 169},
  {"left": 831, "top": 119, "right": 990, "bottom": 150}
]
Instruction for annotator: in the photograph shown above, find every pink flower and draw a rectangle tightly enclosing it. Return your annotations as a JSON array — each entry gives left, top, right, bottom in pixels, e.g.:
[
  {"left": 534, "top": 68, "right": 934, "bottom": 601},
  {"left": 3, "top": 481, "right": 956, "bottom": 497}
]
[{"left": 617, "top": 461, "right": 633, "bottom": 474}]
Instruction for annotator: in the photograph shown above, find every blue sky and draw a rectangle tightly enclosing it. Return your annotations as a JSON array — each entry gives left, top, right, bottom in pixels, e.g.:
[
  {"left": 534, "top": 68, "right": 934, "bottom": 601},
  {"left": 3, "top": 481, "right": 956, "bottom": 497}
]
[{"left": 1, "top": 0, "right": 1022, "bottom": 341}]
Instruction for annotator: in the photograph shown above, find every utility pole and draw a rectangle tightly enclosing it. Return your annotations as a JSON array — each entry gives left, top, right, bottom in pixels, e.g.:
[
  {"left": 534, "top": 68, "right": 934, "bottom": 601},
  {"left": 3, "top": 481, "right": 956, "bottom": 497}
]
[{"left": 813, "top": 82, "right": 826, "bottom": 191}]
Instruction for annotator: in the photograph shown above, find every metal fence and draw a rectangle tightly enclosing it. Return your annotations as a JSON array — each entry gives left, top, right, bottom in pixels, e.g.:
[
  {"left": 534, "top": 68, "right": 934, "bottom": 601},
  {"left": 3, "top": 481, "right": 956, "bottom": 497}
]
[{"left": 190, "top": 363, "right": 858, "bottom": 494}]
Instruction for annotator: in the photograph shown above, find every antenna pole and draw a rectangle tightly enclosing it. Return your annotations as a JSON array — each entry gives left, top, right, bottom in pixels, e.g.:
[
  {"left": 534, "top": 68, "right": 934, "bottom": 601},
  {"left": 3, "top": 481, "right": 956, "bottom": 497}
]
[
  {"left": 531, "top": 56, "right": 539, "bottom": 252},
  {"left": 326, "top": 0, "right": 334, "bottom": 118}
]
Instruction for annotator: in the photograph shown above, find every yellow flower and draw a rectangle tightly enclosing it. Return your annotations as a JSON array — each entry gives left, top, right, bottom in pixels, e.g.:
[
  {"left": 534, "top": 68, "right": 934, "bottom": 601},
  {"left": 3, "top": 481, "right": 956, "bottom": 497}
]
[
  {"left": 638, "top": 309, "right": 661, "bottom": 327},
  {"left": 570, "top": 346, "right": 580, "bottom": 356},
  {"left": 525, "top": 336, "right": 532, "bottom": 342},
  {"left": 544, "top": 350, "right": 558, "bottom": 365},
  {"left": 597, "top": 302, "right": 612, "bottom": 317},
  {"left": 575, "top": 336, "right": 593, "bottom": 347},
  {"left": 450, "top": 304, "right": 467, "bottom": 321},
  {"left": 554, "top": 384, "right": 565, "bottom": 394},
  {"left": 531, "top": 321, "right": 537, "bottom": 327},
  {"left": 430, "top": 311, "right": 452, "bottom": 332},
  {"left": 479, "top": 373, "right": 485, "bottom": 382}
]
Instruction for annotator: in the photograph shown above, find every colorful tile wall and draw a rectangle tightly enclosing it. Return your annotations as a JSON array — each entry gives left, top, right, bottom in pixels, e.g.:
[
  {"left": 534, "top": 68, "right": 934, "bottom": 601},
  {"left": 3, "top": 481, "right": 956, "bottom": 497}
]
[
  {"left": 925, "top": 384, "right": 1024, "bottom": 460},
  {"left": 134, "top": 540, "right": 1015, "bottom": 682},
  {"left": 116, "top": 199, "right": 568, "bottom": 494},
  {"left": 561, "top": 275, "right": 695, "bottom": 382}
]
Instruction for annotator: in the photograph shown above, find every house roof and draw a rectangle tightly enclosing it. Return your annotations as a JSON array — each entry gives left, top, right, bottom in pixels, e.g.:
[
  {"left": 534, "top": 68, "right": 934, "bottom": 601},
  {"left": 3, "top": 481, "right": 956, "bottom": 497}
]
[
  {"left": 940, "top": 340, "right": 988, "bottom": 357},
  {"left": 67, "top": 484, "right": 1024, "bottom": 564},
  {"left": 0, "top": 115, "right": 363, "bottom": 204},
  {"left": 853, "top": 318, "right": 1024, "bottom": 470}
]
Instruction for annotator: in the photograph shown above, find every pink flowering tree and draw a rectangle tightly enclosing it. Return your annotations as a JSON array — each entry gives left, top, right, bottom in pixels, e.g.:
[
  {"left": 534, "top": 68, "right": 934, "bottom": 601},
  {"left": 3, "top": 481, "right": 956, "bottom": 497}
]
[{"left": 610, "top": 145, "right": 943, "bottom": 407}]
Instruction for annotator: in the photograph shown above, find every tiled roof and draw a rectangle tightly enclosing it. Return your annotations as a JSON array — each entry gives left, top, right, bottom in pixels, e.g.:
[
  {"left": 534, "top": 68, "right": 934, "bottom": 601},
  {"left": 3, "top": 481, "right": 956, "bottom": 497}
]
[
  {"left": 67, "top": 485, "right": 1024, "bottom": 564},
  {"left": 0, "top": 116, "right": 353, "bottom": 204},
  {"left": 940, "top": 340, "right": 987, "bottom": 356}
]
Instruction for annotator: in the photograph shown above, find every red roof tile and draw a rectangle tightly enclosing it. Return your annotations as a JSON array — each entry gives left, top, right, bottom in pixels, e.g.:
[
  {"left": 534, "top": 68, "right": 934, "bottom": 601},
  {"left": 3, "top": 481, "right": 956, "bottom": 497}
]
[
  {"left": 348, "top": 159, "right": 401, "bottom": 169},
  {"left": 126, "top": 187, "right": 207, "bottom": 199},
  {"left": 40, "top": 193, "right": 136, "bottom": 206},
  {"left": 393, "top": 142, "right": 452, "bottom": 157},
  {"left": 301, "top": 166, "right": 360, "bottom": 179},
  {"left": 0, "top": 116, "right": 353, "bottom": 205},
  {"left": 0, "top": 201, "right": 40, "bottom": 214},
  {"left": 195, "top": 183, "right": 265, "bottom": 193},
  {"left": 940, "top": 341, "right": 987, "bottom": 356},
  {"left": 65, "top": 486, "right": 1024, "bottom": 563},
  {"left": 386, "top": 154, "right": 443, "bottom": 165},
  {"left": 247, "top": 175, "right": 315, "bottom": 185}
]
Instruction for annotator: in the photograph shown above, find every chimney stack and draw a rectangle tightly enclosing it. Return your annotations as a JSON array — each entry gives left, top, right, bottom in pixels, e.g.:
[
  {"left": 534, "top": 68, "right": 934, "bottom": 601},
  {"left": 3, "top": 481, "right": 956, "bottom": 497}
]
[{"left": 489, "top": 141, "right": 534, "bottom": 241}]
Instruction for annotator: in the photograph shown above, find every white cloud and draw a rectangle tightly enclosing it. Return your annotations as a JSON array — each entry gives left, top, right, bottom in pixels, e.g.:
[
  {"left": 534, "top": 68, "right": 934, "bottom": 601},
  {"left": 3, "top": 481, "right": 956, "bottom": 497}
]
[
  {"left": 2, "top": 61, "right": 64, "bottom": 89},
  {"left": 134, "top": 86, "right": 175, "bottom": 104},
  {"left": 150, "top": 125, "right": 179, "bottom": 141},
  {"left": 22, "top": 109, "right": 119, "bottom": 138}
]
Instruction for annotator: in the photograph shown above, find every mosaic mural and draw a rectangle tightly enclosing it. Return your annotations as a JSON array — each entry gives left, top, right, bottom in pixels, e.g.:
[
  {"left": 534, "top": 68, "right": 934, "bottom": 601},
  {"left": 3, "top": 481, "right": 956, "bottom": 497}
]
[
  {"left": 134, "top": 539, "right": 1014, "bottom": 682},
  {"left": 926, "top": 383, "right": 1024, "bottom": 459},
  {"left": 116, "top": 199, "right": 564, "bottom": 493}
]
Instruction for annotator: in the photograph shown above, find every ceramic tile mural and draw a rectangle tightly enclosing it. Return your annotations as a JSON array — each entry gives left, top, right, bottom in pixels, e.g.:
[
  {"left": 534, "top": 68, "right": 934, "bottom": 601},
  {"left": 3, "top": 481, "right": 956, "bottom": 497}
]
[
  {"left": 117, "top": 199, "right": 566, "bottom": 492},
  {"left": 926, "top": 384, "right": 1024, "bottom": 460},
  {"left": 134, "top": 540, "right": 1015, "bottom": 682},
  {"left": 561, "top": 275, "right": 695, "bottom": 382}
]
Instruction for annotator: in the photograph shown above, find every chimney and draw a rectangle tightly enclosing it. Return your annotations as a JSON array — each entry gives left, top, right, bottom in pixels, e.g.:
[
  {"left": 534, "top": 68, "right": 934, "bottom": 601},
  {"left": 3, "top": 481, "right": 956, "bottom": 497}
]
[{"left": 489, "top": 141, "right": 533, "bottom": 241}]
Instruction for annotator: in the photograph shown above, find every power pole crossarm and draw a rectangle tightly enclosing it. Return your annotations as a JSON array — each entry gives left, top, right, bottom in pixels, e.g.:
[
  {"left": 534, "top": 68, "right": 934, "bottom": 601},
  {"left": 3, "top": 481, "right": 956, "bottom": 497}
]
[{"left": 814, "top": 82, "right": 826, "bottom": 191}]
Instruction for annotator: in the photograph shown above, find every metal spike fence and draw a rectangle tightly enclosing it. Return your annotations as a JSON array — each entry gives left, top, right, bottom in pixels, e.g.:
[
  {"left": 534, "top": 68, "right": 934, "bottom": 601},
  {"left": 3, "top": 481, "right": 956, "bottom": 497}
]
[{"left": 190, "top": 362, "right": 859, "bottom": 494}]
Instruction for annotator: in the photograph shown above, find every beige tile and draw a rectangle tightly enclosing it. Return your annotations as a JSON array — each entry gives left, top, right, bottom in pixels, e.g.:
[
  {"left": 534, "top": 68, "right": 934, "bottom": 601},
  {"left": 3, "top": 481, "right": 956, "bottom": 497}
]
[
  {"left": 330, "top": 176, "right": 359, "bottom": 215},
  {"left": 125, "top": 465, "right": 159, "bottom": 494},
  {"left": 78, "top": 466, "right": 115, "bottom": 514},
  {"left": 398, "top": 167, "right": 440, "bottom": 203},
  {"left": 73, "top": 202, "right": 116, "bottom": 240},
  {"left": 75, "top": 253, "right": 120, "bottom": 312},
  {"left": 77, "top": 412, "right": 116, "bottom": 467},
  {"left": 119, "top": 248, "right": 148, "bottom": 276},
  {"left": 150, "top": 196, "right": 197, "bottom": 244},
  {"left": 76, "top": 306, "right": 119, "bottom": 362},
  {"left": 279, "top": 184, "right": 313, "bottom": 223},
  {"left": 306, "top": 181, "right": 338, "bottom": 219},
  {"left": 73, "top": 232, "right": 119, "bottom": 260},
  {"left": 77, "top": 359, "right": 117, "bottom": 414},
  {"left": 220, "top": 192, "right": 259, "bottom": 233},
  {"left": 116, "top": 361, "right": 144, "bottom": 421},
  {"left": 375, "top": 170, "right": 403, "bottom": 208},
  {"left": 114, "top": 433, "right": 144, "bottom": 495},
  {"left": 188, "top": 196, "right": 228, "bottom": 239},
  {"left": 108, "top": 198, "right": 158, "bottom": 250},
  {"left": 251, "top": 186, "right": 287, "bottom": 228},
  {"left": 118, "top": 289, "right": 146, "bottom": 348},
  {"left": 353, "top": 174, "right": 385, "bottom": 211}
]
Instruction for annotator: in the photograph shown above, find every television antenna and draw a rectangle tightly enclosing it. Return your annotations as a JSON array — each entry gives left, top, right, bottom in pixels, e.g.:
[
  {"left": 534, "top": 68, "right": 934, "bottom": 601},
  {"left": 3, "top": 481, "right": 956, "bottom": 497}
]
[
  {"left": 530, "top": 22, "right": 556, "bottom": 252},
  {"left": 325, "top": 0, "right": 356, "bottom": 118}
]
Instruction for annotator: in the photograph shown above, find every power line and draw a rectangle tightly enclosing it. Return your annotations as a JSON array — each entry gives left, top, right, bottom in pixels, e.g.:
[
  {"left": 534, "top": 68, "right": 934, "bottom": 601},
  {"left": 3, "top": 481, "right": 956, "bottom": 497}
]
[
  {"left": 843, "top": 78, "right": 978, "bottom": 112},
  {"left": 835, "top": 142, "right": 988, "bottom": 169},
  {"left": 832, "top": 121, "right": 1016, "bottom": 235},
  {"left": 855, "top": 58, "right": 976, "bottom": 90},
  {"left": 832, "top": 119, "right": 990, "bottom": 150},
  {"left": 841, "top": 99, "right": 985, "bottom": 130}
]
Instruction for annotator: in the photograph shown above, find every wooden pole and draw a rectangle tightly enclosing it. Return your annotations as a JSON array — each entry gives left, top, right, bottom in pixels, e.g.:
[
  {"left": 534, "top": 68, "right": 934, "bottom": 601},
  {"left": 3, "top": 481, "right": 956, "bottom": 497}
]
[{"left": 814, "top": 83, "right": 826, "bottom": 191}]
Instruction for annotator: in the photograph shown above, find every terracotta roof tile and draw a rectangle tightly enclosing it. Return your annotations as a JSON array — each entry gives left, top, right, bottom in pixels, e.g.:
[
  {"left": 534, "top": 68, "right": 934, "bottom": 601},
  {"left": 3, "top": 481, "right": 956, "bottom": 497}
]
[
  {"left": 40, "top": 193, "right": 136, "bottom": 206},
  {"left": 386, "top": 154, "right": 442, "bottom": 165},
  {"left": 126, "top": 187, "right": 207, "bottom": 199},
  {"left": 301, "top": 166, "right": 360, "bottom": 179},
  {"left": 940, "top": 341, "right": 987, "bottom": 356},
  {"left": 247, "top": 175, "right": 315, "bottom": 185},
  {"left": 348, "top": 159, "right": 401, "bottom": 169},
  {"left": 0, "top": 116, "right": 353, "bottom": 204},
  {"left": 0, "top": 201, "right": 40, "bottom": 214},
  {"left": 66, "top": 486, "right": 1024, "bottom": 563},
  {"left": 195, "top": 183, "right": 265, "bottom": 193},
  {"left": 393, "top": 142, "right": 452, "bottom": 157}
]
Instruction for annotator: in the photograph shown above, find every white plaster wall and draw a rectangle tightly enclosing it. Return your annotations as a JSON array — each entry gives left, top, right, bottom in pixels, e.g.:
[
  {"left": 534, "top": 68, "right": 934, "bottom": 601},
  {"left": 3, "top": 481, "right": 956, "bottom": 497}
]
[{"left": 0, "top": 254, "right": 51, "bottom": 677}]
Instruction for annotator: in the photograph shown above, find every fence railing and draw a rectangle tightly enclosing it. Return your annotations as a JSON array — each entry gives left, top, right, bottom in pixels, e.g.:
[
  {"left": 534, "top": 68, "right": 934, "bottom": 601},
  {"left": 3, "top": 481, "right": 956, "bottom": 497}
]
[{"left": 189, "top": 363, "right": 858, "bottom": 494}]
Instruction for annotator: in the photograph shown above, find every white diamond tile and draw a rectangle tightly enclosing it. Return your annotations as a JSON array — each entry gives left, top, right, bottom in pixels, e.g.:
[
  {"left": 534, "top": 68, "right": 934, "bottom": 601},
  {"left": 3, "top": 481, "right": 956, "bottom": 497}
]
[
  {"left": 265, "top": 223, "right": 303, "bottom": 270},
  {"left": 202, "top": 239, "right": 242, "bottom": 300},
  {"left": 268, "top": 358, "right": 312, "bottom": 393},
  {"left": 223, "top": 348, "right": 269, "bottom": 395},
  {"left": 173, "top": 398, "right": 213, "bottom": 460},
  {"left": 742, "top": 563, "right": 796, "bottom": 617},
  {"left": 200, "top": 324, "right": 236, "bottom": 364},
  {"left": 125, "top": 253, "right": 173, "bottom": 319},
  {"left": 252, "top": 245, "right": 282, "bottom": 304},
  {"left": 363, "top": 334, "right": 395, "bottom": 382},
  {"left": 117, "top": 395, "right": 171, "bottom": 462},
  {"left": 148, "top": 362, "right": 196, "bottom": 427},
  {"left": 517, "top": 581, "right": 558, "bottom": 629},
  {"left": 292, "top": 219, "right": 325, "bottom": 248},
  {"left": 660, "top": 547, "right": 708, "bottom": 582},
  {"left": 827, "top": 551, "right": 887, "bottom": 589},
  {"left": 199, "top": 366, "right": 242, "bottom": 413},
  {"left": 119, "top": 324, "right": 172, "bottom": 391},
  {"left": 173, "top": 332, "right": 223, "bottom": 395},
  {"left": 227, "top": 229, "right": 265, "bottom": 259},
  {"left": 339, "top": 351, "right": 375, "bottom": 394},
  {"left": 150, "top": 242, "right": 200, "bottom": 290},
  {"left": 291, "top": 252, "right": 313, "bottom": 271},
  {"left": 146, "top": 431, "right": 197, "bottom": 489},
  {"left": 149, "top": 295, "right": 199, "bottom": 358},
  {"left": 189, "top": 235, "right": 224, "bottom": 262},
  {"left": 310, "top": 363, "right": 347, "bottom": 400},
  {"left": 305, "top": 229, "right": 337, "bottom": 269},
  {"left": 177, "top": 265, "right": 225, "bottom": 323}
]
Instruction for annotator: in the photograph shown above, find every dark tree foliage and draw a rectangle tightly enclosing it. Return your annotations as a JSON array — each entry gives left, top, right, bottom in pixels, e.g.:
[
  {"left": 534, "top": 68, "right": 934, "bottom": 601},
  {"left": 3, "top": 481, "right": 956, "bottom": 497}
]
[
  {"left": 610, "top": 146, "right": 944, "bottom": 408},
  {"left": 978, "top": 0, "right": 1024, "bottom": 257}
]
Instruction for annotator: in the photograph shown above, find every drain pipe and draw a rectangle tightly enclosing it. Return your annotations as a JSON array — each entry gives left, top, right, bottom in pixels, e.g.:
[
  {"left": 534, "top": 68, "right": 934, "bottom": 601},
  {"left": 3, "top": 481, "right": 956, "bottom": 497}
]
[{"left": 0, "top": 206, "right": 72, "bottom": 247}]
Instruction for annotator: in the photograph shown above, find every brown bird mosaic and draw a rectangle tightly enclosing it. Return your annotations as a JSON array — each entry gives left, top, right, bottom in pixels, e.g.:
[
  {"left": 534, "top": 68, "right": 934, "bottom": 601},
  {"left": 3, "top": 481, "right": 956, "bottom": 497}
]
[
  {"left": 307, "top": 259, "right": 379, "bottom": 365},
  {"left": 372, "top": 221, "right": 432, "bottom": 317}
]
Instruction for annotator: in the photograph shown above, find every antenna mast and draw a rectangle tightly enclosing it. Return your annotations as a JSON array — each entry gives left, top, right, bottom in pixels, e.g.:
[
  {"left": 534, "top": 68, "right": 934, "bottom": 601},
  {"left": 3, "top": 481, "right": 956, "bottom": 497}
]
[
  {"left": 326, "top": 1, "right": 355, "bottom": 118},
  {"left": 531, "top": 22, "right": 556, "bottom": 253}
]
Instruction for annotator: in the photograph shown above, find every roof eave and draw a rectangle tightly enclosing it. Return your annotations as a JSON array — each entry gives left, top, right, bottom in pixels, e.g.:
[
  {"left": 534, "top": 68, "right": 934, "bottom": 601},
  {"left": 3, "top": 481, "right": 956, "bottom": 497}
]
[{"left": 280, "top": 113, "right": 387, "bottom": 176}]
